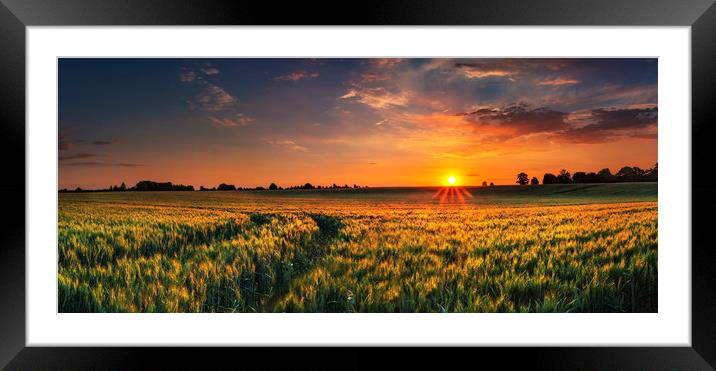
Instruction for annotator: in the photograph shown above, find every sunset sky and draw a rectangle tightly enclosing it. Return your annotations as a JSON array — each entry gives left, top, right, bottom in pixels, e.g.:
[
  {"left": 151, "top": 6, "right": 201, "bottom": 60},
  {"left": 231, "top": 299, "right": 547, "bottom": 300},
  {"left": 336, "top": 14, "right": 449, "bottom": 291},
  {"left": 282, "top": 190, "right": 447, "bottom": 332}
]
[{"left": 59, "top": 58, "right": 657, "bottom": 189}]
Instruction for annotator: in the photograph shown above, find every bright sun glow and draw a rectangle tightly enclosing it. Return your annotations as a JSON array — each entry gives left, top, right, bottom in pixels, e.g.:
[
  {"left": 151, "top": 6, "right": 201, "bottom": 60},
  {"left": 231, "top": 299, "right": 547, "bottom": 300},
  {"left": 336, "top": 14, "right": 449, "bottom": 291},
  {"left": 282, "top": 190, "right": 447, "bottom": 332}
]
[{"left": 447, "top": 176, "right": 457, "bottom": 185}]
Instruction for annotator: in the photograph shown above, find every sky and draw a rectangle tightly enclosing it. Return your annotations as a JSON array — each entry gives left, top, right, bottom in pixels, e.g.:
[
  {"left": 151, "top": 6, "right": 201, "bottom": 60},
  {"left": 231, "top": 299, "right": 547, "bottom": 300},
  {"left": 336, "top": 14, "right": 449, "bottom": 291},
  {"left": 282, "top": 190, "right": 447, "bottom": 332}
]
[{"left": 58, "top": 58, "right": 657, "bottom": 189}]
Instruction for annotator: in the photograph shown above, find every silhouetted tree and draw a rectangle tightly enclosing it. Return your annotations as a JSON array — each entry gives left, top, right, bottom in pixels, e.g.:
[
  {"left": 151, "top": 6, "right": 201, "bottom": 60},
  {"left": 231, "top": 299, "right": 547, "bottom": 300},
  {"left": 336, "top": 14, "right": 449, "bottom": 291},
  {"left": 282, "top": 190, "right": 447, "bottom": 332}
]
[
  {"left": 217, "top": 183, "right": 236, "bottom": 191},
  {"left": 136, "top": 181, "right": 174, "bottom": 191},
  {"left": 597, "top": 168, "right": 614, "bottom": 183},
  {"left": 268, "top": 183, "right": 278, "bottom": 190},
  {"left": 646, "top": 162, "right": 658, "bottom": 181},
  {"left": 304, "top": 183, "right": 314, "bottom": 189},
  {"left": 482, "top": 181, "right": 488, "bottom": 187},
  {"left": 516, "top": 172, "right": 529, "bottom": 185},
  {"left": 634, "top": 167, "right": 646, "bottom": 178},
  {"left": 119, "top": 182, "right": 126, "bottom": 191},
  {"left": 557, "top": 169, "right": 572, "bottom": 184},
  {"left": 585, "top": 172, "right": 599, "bottom": 183},
  {"left": 616, "top": 166, "right": 637, "bottom": 182},
  {"left": 489, "top": 182, "right": 494, "bottom": 186},
  {"left": 542, "top": 173, "right": 558, "bottom": 184},
  {"left": 572, "top": 172, "right": 586, "bottom": 183},
  {"left": 530, "top": 177, "right": 539, "bottom": 185}
]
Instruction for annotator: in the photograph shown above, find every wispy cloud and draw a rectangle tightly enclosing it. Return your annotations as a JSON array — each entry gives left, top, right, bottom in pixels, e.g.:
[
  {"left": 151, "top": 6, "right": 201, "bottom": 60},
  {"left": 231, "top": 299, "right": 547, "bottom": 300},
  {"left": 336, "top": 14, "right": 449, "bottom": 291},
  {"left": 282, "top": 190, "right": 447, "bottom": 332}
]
[
  {"left": 180, "top": 67, "right": 255, "bottom": 128},
  {"left": 180, "top": 70, "right": 197, "bottom": 82},
  {"left": 268, "top": 139, "right": 308, "bottom": 152},
  {"left": 61, "top": 162, "right": 143, "bottom": 167},
  {"left": 58, "top": 152, "right": 102, "bottom": 161},
  {"left": 208, "top": 114, "right": 255, "bottom": 127},
  {"left": 275, "top": 71, "right": 319, "bottom": 81},
  {"left": 368, "top": 59, "right": 406, "bottom": 69},
  {"left": 455, "top": 63, "right": 515, "bottom": 79},
  {"left": 340, "top": 87, "right": 411, "bottom": 109},
  {"left": 201, "top": 67, "right": 220, "bottom": 75},
  {"left": 361, "top": 72, "right": 390, "bottom": 82},
  {"left": 536, "top": 78, "right": 581, "bottom": 86},
  {"left": 196, "top": 83, "right": 236, "bottom": 112}
]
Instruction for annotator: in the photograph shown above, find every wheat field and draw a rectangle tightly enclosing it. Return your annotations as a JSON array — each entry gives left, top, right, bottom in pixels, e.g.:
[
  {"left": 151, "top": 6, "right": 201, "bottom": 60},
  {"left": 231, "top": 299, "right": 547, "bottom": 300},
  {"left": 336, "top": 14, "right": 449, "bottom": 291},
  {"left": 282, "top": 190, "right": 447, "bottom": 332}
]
[{"left": 58, "top": 184, "right": 657, "bottom": 313}]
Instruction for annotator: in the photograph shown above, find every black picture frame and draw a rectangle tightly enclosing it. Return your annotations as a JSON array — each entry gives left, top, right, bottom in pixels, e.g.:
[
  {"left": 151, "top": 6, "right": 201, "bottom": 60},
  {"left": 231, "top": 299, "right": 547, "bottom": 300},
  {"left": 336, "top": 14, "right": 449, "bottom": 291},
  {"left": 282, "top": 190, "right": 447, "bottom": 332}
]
[{"left": 1, "top": 0, "right": 715, "bottom": 369}]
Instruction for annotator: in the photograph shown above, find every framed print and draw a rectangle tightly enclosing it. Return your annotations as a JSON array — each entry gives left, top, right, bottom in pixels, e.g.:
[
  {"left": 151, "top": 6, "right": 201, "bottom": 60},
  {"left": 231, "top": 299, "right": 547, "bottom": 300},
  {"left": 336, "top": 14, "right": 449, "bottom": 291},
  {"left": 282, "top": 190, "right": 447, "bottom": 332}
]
[{"left": 2, "top": 0, "right": 716, "bottom": 369}]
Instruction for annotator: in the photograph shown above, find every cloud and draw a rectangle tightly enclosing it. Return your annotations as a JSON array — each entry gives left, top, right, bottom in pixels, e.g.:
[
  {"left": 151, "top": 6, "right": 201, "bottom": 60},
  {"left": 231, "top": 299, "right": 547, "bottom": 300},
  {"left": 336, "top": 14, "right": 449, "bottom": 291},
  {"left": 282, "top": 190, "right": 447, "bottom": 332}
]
[
  {"left": 340, "top": 87, "right": 411, "bottom": 109},
  {"left": 180, "top": 71, "right": 197, "bottom": 82},
  {"left": 558, "top": 107, "right": 657, "bottom": 142},
  {"left": 61, "top": 162, "right": 143, "bottom": 167},
  {"left": 401, "top": 101, "right": 656, "bottom": 149},
  {"left": 536, "top": 78, "right": 581, "bottom": 86},
  {"left": 58, "top": 152, "right": 102, "bottom": 161},
  {"left": 361, "top": 72, "right": 389, "bottom": 82},
  {"left": 180, "top": 67, "right": 255, "bottom": 129},
  {"left": 460, "top": 103, "right": 568, "bottom": 137},
  {"left": 268, "top": 139, "right": 308, "bottom": 152},
  {"left": 58, "top": 130, "right": 75, "bottom": 150},
  {"left": 93, "top": 139, "right": 118, "bottom": 145},
  {"left": 432, "top": 151, "right": 480, "bottom": 159},
  {"left": 455, "top": 63, "right": 514, "bottom": 79},
  {"left": 197, "top": 83, "right": 236, "bottom": 112},
  {"left": 201, "top": 67, "right": 220, "bottom": 75},
  {"left": 368, "top": 59, "right": 406, "bottom": 69},
  {"left": 535, "top": 83, "right": 657, "bottom": 110},
  {"left": 340, "top": 90, "right": 358, "bottom": 99},
  {"left": 275, "top": 71, "right": 319, "bottom": 81},
  {"left": 306, "top": 59, "right": 327, "bottom": 67},
  {"left": 208, "top": 114, "right": 255, "bottom": 127}
]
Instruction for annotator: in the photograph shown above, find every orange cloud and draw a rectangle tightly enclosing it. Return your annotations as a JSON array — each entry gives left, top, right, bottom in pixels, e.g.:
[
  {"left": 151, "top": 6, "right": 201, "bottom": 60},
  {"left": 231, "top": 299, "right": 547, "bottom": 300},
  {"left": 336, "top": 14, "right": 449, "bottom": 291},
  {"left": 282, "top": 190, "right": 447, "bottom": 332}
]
[
  {"left": 340, "top": 87, "right": 411, "bottom": 109},
  {"left": 462, "top": 69, "right": 514, "bottom": 79},
  {"left": 361, "top": 71, "right": 390, "bottom": 82},
  {"left": 368, "top": 58, "right": 406, "bottom": 68},
  {"left": 536, "top": 78, "right": 581, "bottom": 86},
  {"left": 455, "top": 63, "right": 515, "bottom": 79},
  {"left": 268, "top": 139, "right": 308, "bottom": 152},
  {"left": 208, "top": 113, "right": 254, "bottom": 127}
]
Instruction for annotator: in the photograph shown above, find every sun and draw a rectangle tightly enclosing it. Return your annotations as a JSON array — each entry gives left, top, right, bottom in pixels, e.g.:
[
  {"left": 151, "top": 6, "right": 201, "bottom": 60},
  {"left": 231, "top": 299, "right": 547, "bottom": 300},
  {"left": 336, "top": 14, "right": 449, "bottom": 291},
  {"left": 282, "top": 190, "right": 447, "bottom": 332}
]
[{"left": 433, "top": 175, "right": 472, "bottom": 203}]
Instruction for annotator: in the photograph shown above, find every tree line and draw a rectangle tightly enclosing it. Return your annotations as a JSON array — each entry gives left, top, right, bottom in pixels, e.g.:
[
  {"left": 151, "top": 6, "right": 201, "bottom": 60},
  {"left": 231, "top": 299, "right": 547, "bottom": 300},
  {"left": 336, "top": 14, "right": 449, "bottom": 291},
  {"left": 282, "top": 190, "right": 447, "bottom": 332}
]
[
  {"left": 200, "top": 182, "right": 368, "bottom": 191},
  {"left": 515, "top": 163, "right": 658, "bottom": 185},
  {"left": 59, "top": 180, "right": 369, "bottom": 192}
]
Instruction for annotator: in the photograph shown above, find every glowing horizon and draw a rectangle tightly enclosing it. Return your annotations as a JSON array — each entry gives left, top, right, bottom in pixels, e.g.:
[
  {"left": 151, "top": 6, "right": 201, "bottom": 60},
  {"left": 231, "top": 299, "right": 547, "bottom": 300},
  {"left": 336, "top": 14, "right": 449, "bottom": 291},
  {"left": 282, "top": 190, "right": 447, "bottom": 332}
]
[{"left": 59, "top": 58, "right": 657, "bottom": 190}]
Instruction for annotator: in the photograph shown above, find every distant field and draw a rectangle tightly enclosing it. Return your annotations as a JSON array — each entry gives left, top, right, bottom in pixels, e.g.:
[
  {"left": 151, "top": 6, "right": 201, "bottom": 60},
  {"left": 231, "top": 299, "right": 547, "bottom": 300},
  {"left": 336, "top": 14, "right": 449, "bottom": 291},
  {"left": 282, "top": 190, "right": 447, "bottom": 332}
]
[{"left": 58, "top": 183, "right": 657, "bottom": 313}]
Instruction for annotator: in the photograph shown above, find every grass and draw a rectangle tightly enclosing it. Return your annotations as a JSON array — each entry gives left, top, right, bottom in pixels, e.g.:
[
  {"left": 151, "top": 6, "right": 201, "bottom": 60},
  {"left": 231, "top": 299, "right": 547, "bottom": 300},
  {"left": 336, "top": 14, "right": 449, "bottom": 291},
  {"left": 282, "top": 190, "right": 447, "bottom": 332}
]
[{"left": 58, "top": 183, "right": 657, "bottom": 313}]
